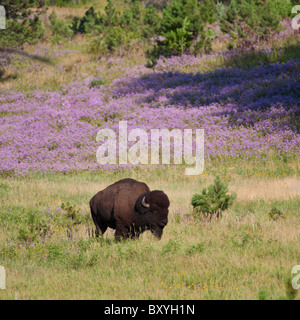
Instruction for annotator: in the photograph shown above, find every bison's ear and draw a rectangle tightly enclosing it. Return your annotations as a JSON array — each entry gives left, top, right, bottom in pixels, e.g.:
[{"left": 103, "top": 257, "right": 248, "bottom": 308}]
[{"left": 135, "top": 192, "right": 151, "bottom": 214}]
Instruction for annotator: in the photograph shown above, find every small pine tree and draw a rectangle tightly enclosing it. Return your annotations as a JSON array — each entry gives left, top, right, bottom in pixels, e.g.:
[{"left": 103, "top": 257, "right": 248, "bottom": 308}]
[
  {"left": 166, "top": 16, "right": 193, "bottom": 54},
  {"left": 104, "top": 0, "right": 119, "bottom": 27},
  {"left": 191, "top": 175, "right": 236, "bottom": 218},
  {"left": 142, "top": 5, "right": 161, "bottom": 38}
]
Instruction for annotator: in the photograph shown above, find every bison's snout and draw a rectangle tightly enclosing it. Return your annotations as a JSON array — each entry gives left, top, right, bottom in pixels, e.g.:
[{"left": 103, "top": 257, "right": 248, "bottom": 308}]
[
  {"left": 152, "top": 227, "right": 163, "bottom": 239},
  {"left": 152, "top": 219, "right": 168, "bottom": 239}
]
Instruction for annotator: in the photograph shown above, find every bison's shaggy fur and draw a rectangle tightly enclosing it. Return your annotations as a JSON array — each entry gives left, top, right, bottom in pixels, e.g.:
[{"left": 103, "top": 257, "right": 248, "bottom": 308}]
[{"left": 90, "top": 178, "right": 170, "bottom": 241}]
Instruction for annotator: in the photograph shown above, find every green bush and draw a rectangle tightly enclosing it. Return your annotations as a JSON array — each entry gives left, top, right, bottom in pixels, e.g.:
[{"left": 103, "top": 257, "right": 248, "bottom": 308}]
[
  {"left": 61, "top": 202, "right": 88, "bottom": 226},
  {"left": 46, "top": 0, "right": 87, "bottom": 7},
  {"left": 165, "top": 16, "right": 193, "bottom": 53},
  {"left": 220, "top": 0, "right": 293, "bottom": 48},
  {"left": 103, "top": 0, "right": 119, "bottom": 27},
  {"left": 87, "top": 37, "right": 108, "bottom": 55},
  {"left": 120, "top": 0, "right": 143, "bottom": 34},
  {"left": 0, "top": 16, "right": 44, "bottom": 47},
  {"left": 104, "top": 26, "right": 125, "bottom": 52},
  {"left": 0, "top": 0, "right": 45, "bottom": 47},
  {"left": 142, "top": 4, "right": 161, "bottom": 38},
  {"left": 49, "top": 10, "right": 73, "bottom": 43},
  {"left": 90, "top": 78, "right": 106, "bottom": 88},
  {"left": 216, "top": 1, "right": 226, "bottom": 21},
  {"left": 17, "top": 210, "right": 50, "bottom": 243},
  {"left": 88, "top": 26, "right": 129, "bottom": 56},
  {"left": 71, "top": 6, "right": 103, "bottom": 34},
  {"left": 191, "top": 175, "right": 236, "bottom": 218},
  {"left": 268, "top": 207, "right": 284, "bottom": 220},
  {"left": 194, "top": 27, "right": 215, "bottom": 54},
  {"left": 260, "top": 0, "right": 290, "bottom": 36},
  {"left": 199, "top": 0, "right": 217, "bottom": 24},
  {"left": 161, "top": 0, "right": 204, "bottom": 37},
  {"left": 149, "top": 0, "right": 217, "bottom": 58}
]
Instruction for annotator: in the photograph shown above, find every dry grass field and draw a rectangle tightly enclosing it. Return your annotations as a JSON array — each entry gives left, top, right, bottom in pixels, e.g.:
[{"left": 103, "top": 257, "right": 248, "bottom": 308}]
[
  {"left": 0, "top": 2, "right": 299, "bottom": 300},
  {"left": 0, "top": 166, "right": 299, "bottom": 300}
]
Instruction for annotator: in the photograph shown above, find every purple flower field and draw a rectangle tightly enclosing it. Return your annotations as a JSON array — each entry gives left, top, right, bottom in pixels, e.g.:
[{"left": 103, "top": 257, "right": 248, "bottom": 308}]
[{"left": 0, "top": 54, "right": 299, "bottom": 175}]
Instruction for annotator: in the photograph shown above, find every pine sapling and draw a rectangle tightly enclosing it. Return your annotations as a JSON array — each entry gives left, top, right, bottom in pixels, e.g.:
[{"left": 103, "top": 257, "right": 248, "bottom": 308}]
[{"left": 191, "top": 175, "right": 236, "bottom": 219}]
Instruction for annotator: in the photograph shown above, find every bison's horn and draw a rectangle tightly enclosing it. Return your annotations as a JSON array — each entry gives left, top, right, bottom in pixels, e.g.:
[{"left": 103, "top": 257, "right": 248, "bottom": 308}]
[{"left": 141, "top": 196, "right": 150, "bottom": 208}]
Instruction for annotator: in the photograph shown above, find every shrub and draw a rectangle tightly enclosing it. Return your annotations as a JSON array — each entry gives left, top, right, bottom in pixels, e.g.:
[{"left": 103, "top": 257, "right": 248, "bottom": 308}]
[
  {"left": 268, "top": 207, "right": 284, "bottom": 220},
  {"left": 194, "top": 27, "right": 215, "bottom": 54},
  {"left": 103, "top": 26, "right": 125, "bottom": 52},
  {"left": 71, "top": 6, "right": 102, "bottom": 35},
  {"left": 103, "top": 0, "right": 119, "bottom": 27},
  {"left": 46, "top": 0, "right": 88, "bottom": 6},
  {"left": 88, "top": 26, "right": 129, "bottom": 56},
  {"left": 120, "top": 0, "right": 144, "bottom": 34},
  {"left": 49, "top": 10, "right": 73, "bottom": 43},
  {"left": 220, "top": 0, "right": 293, "bottom": 48},
  {"left": 199, "top": 0, "right": 216, "bottom": 24},
  {"left": 191, "top": 175, "right": 236, "bottom": 218},
  {"left": 17, "top": 210, "right": 50, "bottom": 243},
  {"left": 165, "top": 16, "right": 193, "bottom": 54},
  {"left": 160, "top": 0, "right": 208, "bottom": 37},
  {"left": 90, "top": 78, "right": 106, "bottom": 88},
  {"left": 0, "top": 0, "right": 45, "bottom": 47},
  {"left": 150, "top": 0, "right": 217, "bottom": 57},
  {"left": 0, "top": 16, "right": 44, "bottom": 47},
  {"left": 61, "top": 202, "right": 87, "bottom": 226},
  {"left": 142, "top": 4, "right": 161, "bottom": 38},
  {"left": 87, "top": 37, "right": 107, "bottom": 56},
  {"left": 216, "top": 1, "right": 226, "bottom": 21}
]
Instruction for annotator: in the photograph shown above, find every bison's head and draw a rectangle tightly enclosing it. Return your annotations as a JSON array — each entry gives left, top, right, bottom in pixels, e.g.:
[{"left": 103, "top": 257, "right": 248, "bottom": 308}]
[{"left": 135, "top": 190, "right": 170, "bottom": 239}]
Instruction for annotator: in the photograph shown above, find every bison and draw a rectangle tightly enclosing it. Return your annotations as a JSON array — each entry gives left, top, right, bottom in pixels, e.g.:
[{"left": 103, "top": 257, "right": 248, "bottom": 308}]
[{"left": 89, "top": 178, "right": 170, "bottom": 241}]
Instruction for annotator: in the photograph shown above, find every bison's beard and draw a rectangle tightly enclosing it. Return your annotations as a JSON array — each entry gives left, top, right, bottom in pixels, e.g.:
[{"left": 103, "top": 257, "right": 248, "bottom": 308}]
[{"left": 151, "top": 227, "right": 163, "bottom": 239}]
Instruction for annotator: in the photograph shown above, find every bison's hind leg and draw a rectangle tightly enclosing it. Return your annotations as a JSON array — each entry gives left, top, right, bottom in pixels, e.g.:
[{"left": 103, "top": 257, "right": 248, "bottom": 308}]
[
  {"left": 93, "top": 219, "right": 108, "bottom": 238},
  {"left": 90, "top": 207, "right": 108, "bottom": 237}
]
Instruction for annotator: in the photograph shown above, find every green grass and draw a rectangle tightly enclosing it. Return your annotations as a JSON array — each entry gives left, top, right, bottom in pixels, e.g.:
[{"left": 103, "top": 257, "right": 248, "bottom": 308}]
[
  {"left": 0, "top": 16, "right": 299, "bottom": 299},
  {"left": 0, "top": 162, "right": 299, "bottom": 300}
]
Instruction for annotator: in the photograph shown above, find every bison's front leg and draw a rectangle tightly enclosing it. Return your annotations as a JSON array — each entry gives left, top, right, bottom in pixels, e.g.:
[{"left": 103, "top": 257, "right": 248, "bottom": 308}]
[
  {"left": 127, "top": 224, "right": 140, "bottom": 239},
  {"left": 115, "top": 225, "right": 129, "bottom": 242}
]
